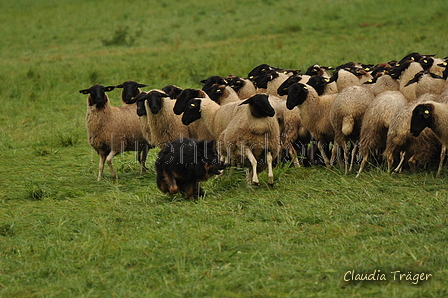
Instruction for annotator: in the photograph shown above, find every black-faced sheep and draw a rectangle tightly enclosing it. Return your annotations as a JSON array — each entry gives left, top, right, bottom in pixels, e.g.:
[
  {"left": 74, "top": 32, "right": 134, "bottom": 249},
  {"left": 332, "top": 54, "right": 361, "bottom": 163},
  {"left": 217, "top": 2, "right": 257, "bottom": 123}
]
[
  {"left": 155, "top": 138, "right": 226, "bottom": 199},
  {"left": 356, "top": 91, "right": 407, "bottom": 177},
  {"left": 225, "top": 75, "right": 257, "bottom": 100},
  {"left": 161, "top": 84, "right": 184, "bottom": 99},
  {"left": 80, "top": 84, "right": 149, "bottom": 180},
  {"left": 330, "top": 85, "right": 375, "bottom": 174},
  {"left": 411, "top": 101, "right": 448, "bottom": 176},
  {"left": 182, "top": 94, "right": 280, "bottom": 186},
  {"left": 128, "top": 90, "right": 190, "bottom": 148},
  {"left": 286, "top": 83, "right": 338, "bottom": 168},
  {"left": 115, "top": 80, "right": 151, "bottom": 173}
]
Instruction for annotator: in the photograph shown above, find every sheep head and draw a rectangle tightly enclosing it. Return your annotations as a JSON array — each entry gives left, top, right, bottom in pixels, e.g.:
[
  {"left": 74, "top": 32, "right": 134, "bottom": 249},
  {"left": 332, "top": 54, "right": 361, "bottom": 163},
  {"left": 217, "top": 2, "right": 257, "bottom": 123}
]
[
  {"left": 79, "top": 84, "right": 115, "bottom": 108},
  {"left": 147, "top": 90, "right": 170, "bottom": 114},
  {"left": 286, "top": 83, "right": 309, "bottom": 110},
  {"left": 410, "top": 103, "right": 433, "bottom": 137},
  {"left": 161, "top": 85, "right": 183, "bottom": 99},
  {"left": 115, "top": 81, "right": 148, "bottom": 103},
  {"left": 277, "top": 75, "right": 303, "bottom": 96},
  {"left": 173, "top": 89, "right": 207, "bottom": 115},
  {"left": 239, "top": 94, "right": 275, "bottom": 118},
  {"left": 182, "top": 98, "right": 202, "bottom": 125},
  {"left": 127, "top": 92, "right": 148, "bottom": 117}
]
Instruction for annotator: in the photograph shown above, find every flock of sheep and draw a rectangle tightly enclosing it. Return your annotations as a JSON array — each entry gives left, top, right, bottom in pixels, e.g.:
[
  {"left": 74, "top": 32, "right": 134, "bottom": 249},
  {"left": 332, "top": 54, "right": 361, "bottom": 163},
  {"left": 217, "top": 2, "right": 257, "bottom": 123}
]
[{"left": 79, "top": 52, "right": 448, "bottom": 196}]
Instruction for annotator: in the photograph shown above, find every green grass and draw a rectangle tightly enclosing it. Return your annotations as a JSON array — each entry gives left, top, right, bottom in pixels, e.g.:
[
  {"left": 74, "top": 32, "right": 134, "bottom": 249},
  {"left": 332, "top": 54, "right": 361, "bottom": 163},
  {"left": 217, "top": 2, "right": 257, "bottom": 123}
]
[{"left": 2, "top": 0, "right": 448, "bottom": 297}]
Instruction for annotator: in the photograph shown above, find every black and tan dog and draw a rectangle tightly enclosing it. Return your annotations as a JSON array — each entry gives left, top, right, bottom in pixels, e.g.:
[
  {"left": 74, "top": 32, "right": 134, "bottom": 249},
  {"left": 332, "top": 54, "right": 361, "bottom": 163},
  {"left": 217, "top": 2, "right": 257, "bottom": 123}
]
[{"left": 155, "top": 138, "right": 226, "bottom": 199}]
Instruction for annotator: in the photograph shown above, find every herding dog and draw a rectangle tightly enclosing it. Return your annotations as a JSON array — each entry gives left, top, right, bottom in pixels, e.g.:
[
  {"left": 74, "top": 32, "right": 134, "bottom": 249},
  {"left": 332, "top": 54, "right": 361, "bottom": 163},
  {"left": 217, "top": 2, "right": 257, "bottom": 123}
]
[{"left": 155, "top": 138, "right": 226, "bottom": 199}]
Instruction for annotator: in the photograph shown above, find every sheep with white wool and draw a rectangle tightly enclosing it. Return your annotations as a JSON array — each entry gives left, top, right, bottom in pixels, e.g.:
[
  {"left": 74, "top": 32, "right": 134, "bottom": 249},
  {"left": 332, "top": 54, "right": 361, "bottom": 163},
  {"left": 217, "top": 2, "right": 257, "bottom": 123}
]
[
  {"left": 286, "top": 82, "right": 338, "bottom": 168},
  {"left": 356, "top": 91, "right": 407, "bottom": 177},
  {"left": 80, "top": 84, "right": 149, "bottom": 180},
  {"left": 411, "top": 100, "right": 448, "bottom": 176},
  {"left": 225, "top": 75, "right": 257, "bottom": 100},
  {"left": 330, "top": 85, "right": 375, "bottom": 174},
  {"left": 252, "top": 69, "right": 291, "bottom": 99},
  {"left": 128, "top": 90, "right": 190, "bottom": 149},
  {"left": 206, "top": 83, "right": 242, "bottom": 105},
  {"left": 172, "top": 88, "right": 225, "bottom": 141},
  {"left": 115, "top": 80, "right": 151, "bottom": 171},
  {"left": 182, "top": 94, "right": 280, "bottom": 186},
  {"left": 383, "top": 94, "right": 442, "bottom": 174}
]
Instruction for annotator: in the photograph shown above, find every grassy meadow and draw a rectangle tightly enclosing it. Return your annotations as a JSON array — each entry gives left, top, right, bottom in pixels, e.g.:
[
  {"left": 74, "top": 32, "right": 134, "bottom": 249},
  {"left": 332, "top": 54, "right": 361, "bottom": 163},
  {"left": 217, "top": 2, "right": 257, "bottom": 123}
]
[{"left": 2, "top": 0, "right": 448, "bottom": 296}]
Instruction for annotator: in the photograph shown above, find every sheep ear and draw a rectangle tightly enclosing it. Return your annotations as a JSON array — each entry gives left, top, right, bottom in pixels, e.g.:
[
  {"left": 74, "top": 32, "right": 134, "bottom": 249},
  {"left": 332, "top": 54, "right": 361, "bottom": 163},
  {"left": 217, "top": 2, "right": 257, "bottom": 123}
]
[
  {"left": 105, "top": 86, "right": 115, "bottom": 92},
  {"left": 138, "top": 84, "right": 148, "bottom": 88},
  {"left": 404, "top": 77, "right": 418, "bottom": 87},
  {"left": 115, "top": 84, "right": 124, "bottom": 88},
  {"left": 423, "top": 109, "right": 431, "bottom": 119},
  {"left": 200, "top": 79, "right": 207, "bottom": 84},
  {"left": 79, "top": 89, "right": 90, "bottom": 94}
]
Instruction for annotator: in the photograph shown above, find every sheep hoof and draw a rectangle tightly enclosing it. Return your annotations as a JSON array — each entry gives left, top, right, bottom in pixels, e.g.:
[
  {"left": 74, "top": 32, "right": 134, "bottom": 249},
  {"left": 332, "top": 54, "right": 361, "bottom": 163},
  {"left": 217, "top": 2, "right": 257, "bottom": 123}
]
[
  {"left": 253, "top": 182, "right": 260, "bottom": 186},
  {"left": 268, "top": 182, "right": 274, "bottom": 188}
]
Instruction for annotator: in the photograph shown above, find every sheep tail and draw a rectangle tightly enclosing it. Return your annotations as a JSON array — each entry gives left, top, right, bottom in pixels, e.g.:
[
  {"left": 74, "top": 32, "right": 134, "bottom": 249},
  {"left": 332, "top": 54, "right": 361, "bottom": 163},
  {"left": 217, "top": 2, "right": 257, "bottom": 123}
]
[{"left": 342, "top": 116, "right": 354, "bottom": 136}]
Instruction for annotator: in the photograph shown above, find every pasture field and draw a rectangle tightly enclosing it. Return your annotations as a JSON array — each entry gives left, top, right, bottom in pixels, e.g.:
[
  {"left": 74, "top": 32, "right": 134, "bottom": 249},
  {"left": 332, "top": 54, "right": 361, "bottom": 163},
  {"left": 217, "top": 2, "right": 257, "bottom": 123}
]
[{"left": 1, "top": 0, "right": 448, "bottom": 297}]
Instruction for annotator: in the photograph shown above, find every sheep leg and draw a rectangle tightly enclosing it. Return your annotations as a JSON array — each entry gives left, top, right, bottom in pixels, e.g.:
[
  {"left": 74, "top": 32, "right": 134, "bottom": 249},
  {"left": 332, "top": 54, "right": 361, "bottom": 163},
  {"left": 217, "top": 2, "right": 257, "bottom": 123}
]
[
  {"left": 349, "top": 143, "right": 358, "bottom": 173},
  {"left": 97, "top": 151, "right": 107, "bottom": 181},
  {"left": 245, "top": 147, "right": 259, "bottom": 185},
  {"left": 343, "top": 140, "right": 350, "bottom": 175},
  {"left": 394, "top": 151, "right": 406, "bottom": 173},
  {"left": 289, "top": 146, "right": 301, "bottom": 167},
  {"left": 267, "top": 151, "right": 274, "bottom": 188},
  {"left": 408, "top": 155, "right": 417, "bottom": 173},
  {"left": 437, "top": 145, "right": 447, "bottom": 177},
  {"left": 105, "top": 151, "right": 118, "bottom": 179},
  {"left": 356, "top": 151, "right": 369, "bottom": 178},
  {"left": 317, "top": 141, "right": 331, "bottom": 168}
]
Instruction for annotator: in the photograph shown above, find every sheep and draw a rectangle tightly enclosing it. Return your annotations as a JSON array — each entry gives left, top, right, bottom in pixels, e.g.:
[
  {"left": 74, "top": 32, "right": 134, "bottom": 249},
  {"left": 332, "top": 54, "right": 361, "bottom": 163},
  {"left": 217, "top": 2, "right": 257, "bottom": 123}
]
[
  {"left": 115, "top": 81, "right": 148, "bottom": 104},
  {"left": 80, "top": 84, "right": 149, "bottom": 180},
  {"left": 356, "top": 91, "right": 407, "bottom": 177},
  {"left": 218, "top": 94, "right": 280, "bottom": 186},
  {"left": 128, "top": 90, "right": 190, "bottom": 149},
  {"left": 206, "top": 83, "right": 241, "bottom": 105},
  {"left": 383, "top": 94, "right": 442, "bottom": 174},
  {"left": 181, "top": 93, "right": 280, "bottom": 186},
  {"left": 330, "top": 85, "right": 375, "bottom": 174},
  {"left": 155, "top": 138, "right": 226, "bottom": 199},
  {"left": 362, "top": 73, "right": 399, "bottom": 96},
  {"left": 161, "top": 84, "right": 184, "bottom": 99},
  {"left": 328, "top": 67, "right": 373, "bottom": 92},
  {"left": 115, "top": 80, "right": 151, "bottom": 172},
  {"left": 225, "top": 75, "right": 257, "bottom": 99},
  {"left": 286, "top": 82, "right": 338, "bottom": 168},
  {"left": 304, "top": 64, "right": 338, "bottom": 94},
  {"left": 172, "top": 88, "right": 221, "bottom": 141},
  {"left": 403, "top": 70, "right": 446, "bottom": 98},
  {"left": 201, "top": 76, "right": 228, "bottom": 94},
  {"left": 411, "top": 101, "right": 448, "bottom": 176},
  {"left": 251, "top": 69, "right": 291, "bottom": 99}
]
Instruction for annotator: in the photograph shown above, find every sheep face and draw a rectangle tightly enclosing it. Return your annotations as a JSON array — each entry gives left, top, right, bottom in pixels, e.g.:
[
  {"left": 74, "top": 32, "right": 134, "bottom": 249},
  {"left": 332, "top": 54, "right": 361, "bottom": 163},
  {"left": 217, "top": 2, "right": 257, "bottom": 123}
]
[
  {"left": 201, "top": 76, "right": 227, "bottom": 93},
  {"left": 79, "top": 84, "right": 115, "bottom": 108},
  {"left": 115, "top": 81, "right": 147, "bottom": 103},
  {"left": 306, "top": 75, "right": 328, "bottom": 96},
  {"left": 410, "top": 103, "right": 433, "bottom": 137},
  {"left": 248, "top": 64, "right": 274, "bottom": 79},
  {"left": 207, "top": 84, "right": 226, "bottom": 103},
  {"left": 147, "top": 90, "right": 169, "bottom": 115},
  {"left": 251, "top": 70, "right": 278, "bottom": 89},
  {"left": 182, "top": 99, "right": 202, "bottom": 125},
  {"left": 305, "top": 65, "right": 333, "bottom": 77},
  {"left": 277, "top": 75, "right": 302, "bottom": 96},
  {"left": 239, "top": 94, "right": 275, "bottom": 118},
  {"left": 286, "top": 83, "right": 309, "bottom": 110},
  {"left": 226, "top": 76, "right": 245, "bottom": 92},
  {"left": 127, "top": 92, "right": 148, "bottom": 116},
  {"left": 173, "top": 89, "right": 205, "bottom": 115},
  {"left": 161, "top": 85, "right": 183, "bottom": 99}
]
